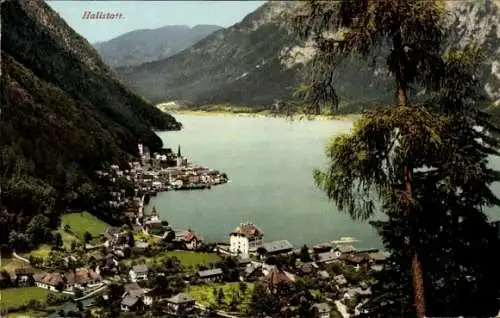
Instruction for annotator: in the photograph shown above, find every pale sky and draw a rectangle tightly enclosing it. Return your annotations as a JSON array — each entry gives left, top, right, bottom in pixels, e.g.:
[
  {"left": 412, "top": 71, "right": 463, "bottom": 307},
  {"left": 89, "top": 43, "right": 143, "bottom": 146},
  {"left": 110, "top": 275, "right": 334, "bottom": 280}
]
[{"left": 46, "top": 1, "right": 266, "bottom": 43}]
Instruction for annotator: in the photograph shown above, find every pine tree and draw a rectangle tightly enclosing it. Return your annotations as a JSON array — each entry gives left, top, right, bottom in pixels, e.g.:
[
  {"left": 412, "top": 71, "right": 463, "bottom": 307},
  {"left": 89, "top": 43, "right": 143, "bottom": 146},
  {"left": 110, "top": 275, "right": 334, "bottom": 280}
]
[{"left": 291, "top": 1, "right": 500, "bottom": 316}]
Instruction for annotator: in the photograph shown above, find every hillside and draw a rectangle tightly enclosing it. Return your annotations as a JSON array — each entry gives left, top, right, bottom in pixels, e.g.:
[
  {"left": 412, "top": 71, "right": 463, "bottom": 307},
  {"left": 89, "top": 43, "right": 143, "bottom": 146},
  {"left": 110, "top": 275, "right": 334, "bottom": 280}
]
[
  {"left": 94, "top": 24, "right": 222, "bottom": 68},
  {"left": 0, "top": 0, "right": 180, "bottom": 249},
  {"left": 115, "top": 0, "right": 500, "bottom": 111}
]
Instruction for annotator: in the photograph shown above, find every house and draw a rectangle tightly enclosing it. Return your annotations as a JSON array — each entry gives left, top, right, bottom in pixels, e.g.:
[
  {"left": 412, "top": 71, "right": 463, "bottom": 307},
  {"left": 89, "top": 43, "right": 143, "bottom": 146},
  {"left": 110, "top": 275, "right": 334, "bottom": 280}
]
[
  {"left": 240, "top": 263, "right": 264, "bottom": 282},
  {"left": 344, "top": 287, "right": 372, "bottom": 300},
  {"left": 236, "top": 255, "right": 252, "bottom": 268},
  {"left": 333, "top": 274, "right": 348, "bottom": 286},
  {"left": 146, "top": 287, "right": 170, "bottom": 304},
  {"left": 318, "top": 270, "right": 330, "bottom": 279},
  {"left": 166, "top": 293, "right": 195, "bottom": 317},
  {"left": 129, "top": 264, "right": 149, "bottom": 282},
  {"left": 262, "top": 268, "right": 293, "bottom": 289},
  {"left": 197, "top": 268, "right": 223, "bottom": 283},
  {"left": 316, "top": 251, "right": 340, "bottom": 264},
  {"left": 260, "top": 240, "right": 294, "bottom": 258},
  {"left": 295, "top": 261, "right": 315, "bottom": 276},
  {"left": 121, "top": 294, "right": 143, "bottom": 311},
  {"left": 368, "top": 251, "right": 389, "bottom": 271},
  {"left": 229, "top": 222, "right": 264, "bottom": 257},
  {"left": 312, "top": 302, "right": 331, "bottom": 318},
  {"left": 64, "top": 268, "right": 101, "bottom": 290},
  {"left": 312, "top": 243, "right": 333, "bottom": 253},
  {"left": 34, "top": 273, "right": 66, "bottom": 292},
  {"left": 173, "top": 230, "right": 204, "bottom": 250},
  {"left": 334, "top": 244, "right": 356, "bottom": 255},
  {"left": 123, "top": 283, "right": 152, "bottom": 306},
  {"left": 344, "top": 254, "right": 369, "bottom": 270},
  {"left": 14, "top": 268, "right": 34, "bottom": 287},
  {"left": 135, "top": 241, "right": 150, "bottom": 250}
]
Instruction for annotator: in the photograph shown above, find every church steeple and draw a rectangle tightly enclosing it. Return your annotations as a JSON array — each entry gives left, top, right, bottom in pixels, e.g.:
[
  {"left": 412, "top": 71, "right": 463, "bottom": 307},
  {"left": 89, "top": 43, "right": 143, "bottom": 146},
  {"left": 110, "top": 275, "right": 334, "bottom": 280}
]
[
  {"left": 151, "top": 206, "right": 157, "bottom": 217},
  {"left": 177, "top": 144, "right": 182, "bottom": 157}
]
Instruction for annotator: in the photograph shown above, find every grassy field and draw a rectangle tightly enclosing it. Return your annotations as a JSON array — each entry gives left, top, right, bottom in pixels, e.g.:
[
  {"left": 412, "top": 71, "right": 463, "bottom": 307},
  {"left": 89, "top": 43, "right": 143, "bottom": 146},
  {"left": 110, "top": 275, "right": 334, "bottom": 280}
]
[
  {"left": 0, "top": 258, "right": 32, "bottom": 273},
  {"left": 187, "top": 282, "right": 254, "bottom": 311},
  {"left": 60, "top": 212, "right": 108, "bottom": 240},
  {"left": 0, "top": 287, "right": 50, "bottom": 308},
  {"left": 165, "top": 251, "right": 221, "bottom": 267},
  {"left": 25, "top": 244, "right": 52, "bottom": 259},
  {"left": 134, "top": 231, "right": 161, "bottom": 244},
  {"left": 127, "top": 251, "right": 222, "bottom": 268}
]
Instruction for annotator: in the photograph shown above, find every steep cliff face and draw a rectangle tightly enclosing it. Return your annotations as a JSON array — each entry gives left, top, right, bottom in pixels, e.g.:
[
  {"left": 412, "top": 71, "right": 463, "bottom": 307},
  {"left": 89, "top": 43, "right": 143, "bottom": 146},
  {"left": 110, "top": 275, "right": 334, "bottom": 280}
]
[
  {"left": 116, "top": 1, "right": 302, "bottom": 106},
  {"left": 94, "top": 24, "right": 222, "bottom": 68},
  {"left": 0, "top": 0, "right": 180, "bottom": 230},
  {"left": 115, "top": 0, "right": 500, "bottom": 109}
]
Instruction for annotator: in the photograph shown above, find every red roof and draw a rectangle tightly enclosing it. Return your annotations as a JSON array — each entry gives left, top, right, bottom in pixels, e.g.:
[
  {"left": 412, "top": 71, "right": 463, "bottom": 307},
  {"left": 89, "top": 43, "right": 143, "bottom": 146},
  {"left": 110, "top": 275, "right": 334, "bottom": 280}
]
[
  {"left": 231, "top": 223, "right": 263, "bottom": 240},
  {"left": 183, "top": 230, "right": 203, "bottom": 242},
  {"left": 264, "top": 268, "right": 291, "bottom": 286}
]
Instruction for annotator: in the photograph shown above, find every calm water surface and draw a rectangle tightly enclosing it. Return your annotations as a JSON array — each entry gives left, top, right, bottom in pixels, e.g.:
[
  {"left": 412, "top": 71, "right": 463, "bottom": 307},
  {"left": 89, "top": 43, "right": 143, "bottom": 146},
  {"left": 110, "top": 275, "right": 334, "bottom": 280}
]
[{"left": 149, "top": 114, "right": 500, "bottom": 249}]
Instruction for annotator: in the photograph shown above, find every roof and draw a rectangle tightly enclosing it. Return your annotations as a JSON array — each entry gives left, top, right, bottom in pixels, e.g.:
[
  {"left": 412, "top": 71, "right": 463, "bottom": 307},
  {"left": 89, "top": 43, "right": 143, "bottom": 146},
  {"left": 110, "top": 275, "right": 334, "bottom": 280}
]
[
  {"left": 35, "top": 273, "right": 65, "bottom": 286},
  {"left": 313, "top": 303, "right": 330, "bottom": 312},
  {"left": 369, "top": 252, "right": 389, "bottom": 262},
  {"left": 15, "top": 268, "right": 34, "bottom": 275},
  {"left": 262, "top": 240, "right": 294, "bottom": 254},
  {"left": 230, "top": 222, "right": 263, "bottom": 240},
  {"left": 312, "top": 243, "right": 332, "bottom": 250},
  {"left": 316, "top": 251, "right": 339, "bottom": 263},
  {"left": 345, "top": 254, "right": 368, "bottom": 264},
  {"left": 318, "top": 270, "right": 330, "bottom": 278},
  {"left": 135, "top": 241, "right": 149, "bottom": 249},
  {"left": 167, "top": 293, "right": 195, "bottom": 304},
  {"left": 124, "top": 283, "right": 142, "bottom": 292},
  {"left": 198, "top": 268, "right": 223, "bottom": 278},
  {"left": 132, "top": 264, "right": 148, "bottom": 273},
  {"left": 64, "top": 268, "right": 101, "bottom": 285},
  {"left": 175, "top": 230, "right": 204, "bottom": 242},
  {"left": 334, "top": 274, "right": 347, "bottom": 285},
  {"left": 335, "top": 244, "right": 356, "bottom": 253},
  {"left": 264, "top": 268, "right": 292, "bottom": 286},
  {"left": 121, "top": 295, "right": 139, "bottom": 307}
]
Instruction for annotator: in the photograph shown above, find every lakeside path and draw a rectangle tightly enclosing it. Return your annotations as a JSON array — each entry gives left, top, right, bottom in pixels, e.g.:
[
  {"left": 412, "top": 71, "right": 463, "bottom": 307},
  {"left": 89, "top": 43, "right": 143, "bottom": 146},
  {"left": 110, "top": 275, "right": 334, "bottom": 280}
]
[{"left": 165, "top": 109, "right": 361, "bottom": 122}]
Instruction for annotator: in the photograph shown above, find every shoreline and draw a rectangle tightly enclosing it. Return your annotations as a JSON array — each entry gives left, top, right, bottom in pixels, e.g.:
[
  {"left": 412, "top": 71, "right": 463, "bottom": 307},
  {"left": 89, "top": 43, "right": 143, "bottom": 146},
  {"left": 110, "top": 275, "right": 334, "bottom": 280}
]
[{"left": 163, "top": 109, "right": 361, "bottom": 122}]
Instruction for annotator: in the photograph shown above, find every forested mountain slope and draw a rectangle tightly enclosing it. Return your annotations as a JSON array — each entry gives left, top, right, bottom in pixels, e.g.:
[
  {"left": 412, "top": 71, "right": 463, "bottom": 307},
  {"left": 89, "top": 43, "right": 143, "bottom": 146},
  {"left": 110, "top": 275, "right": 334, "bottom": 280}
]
[
  {"left": 116, "top": 0, "right": 500, "bottom": 112},
  {"left": 0, "top": 0, "right": 180, "bottom": 250}
]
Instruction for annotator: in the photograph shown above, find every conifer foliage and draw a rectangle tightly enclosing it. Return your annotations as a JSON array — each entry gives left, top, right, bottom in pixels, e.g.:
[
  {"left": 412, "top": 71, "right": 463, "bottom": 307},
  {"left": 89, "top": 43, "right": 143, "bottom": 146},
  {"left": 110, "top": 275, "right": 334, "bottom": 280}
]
[{"left": 292, "top": 1, "right": 500, "bottom": 316}]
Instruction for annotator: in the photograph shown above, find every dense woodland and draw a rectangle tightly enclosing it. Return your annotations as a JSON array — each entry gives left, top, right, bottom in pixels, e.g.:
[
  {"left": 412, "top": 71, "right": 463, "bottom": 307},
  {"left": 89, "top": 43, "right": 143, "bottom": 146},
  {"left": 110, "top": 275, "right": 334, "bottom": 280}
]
[{"left": 0, "top": 0, "right": 181, "bottom": 253}]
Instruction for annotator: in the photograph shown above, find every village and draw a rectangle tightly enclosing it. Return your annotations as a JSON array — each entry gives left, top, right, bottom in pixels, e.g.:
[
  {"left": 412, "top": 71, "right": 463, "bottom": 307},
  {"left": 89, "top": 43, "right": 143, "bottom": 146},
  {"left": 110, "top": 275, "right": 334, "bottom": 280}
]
[{"left": 0, "top": 144, "right": 389, "bottom": 318}]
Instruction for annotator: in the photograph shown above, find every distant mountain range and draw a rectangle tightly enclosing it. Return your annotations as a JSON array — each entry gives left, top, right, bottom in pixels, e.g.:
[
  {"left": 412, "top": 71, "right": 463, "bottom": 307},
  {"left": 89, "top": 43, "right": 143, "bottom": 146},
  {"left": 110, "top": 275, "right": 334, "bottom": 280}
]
[
  {"left": 113, "top": 0, "right": 500, "bottom": 111},
  {"left": 93, "top": 24, "right": 222, "bottom": 68}
]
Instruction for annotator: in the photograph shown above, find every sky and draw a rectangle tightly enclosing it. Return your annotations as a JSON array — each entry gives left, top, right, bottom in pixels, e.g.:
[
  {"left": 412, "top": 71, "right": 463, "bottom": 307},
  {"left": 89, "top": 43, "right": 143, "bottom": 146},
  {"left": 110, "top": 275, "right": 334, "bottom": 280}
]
[{"left": 46, "top": 1, "right": 266, "bottom": 43}]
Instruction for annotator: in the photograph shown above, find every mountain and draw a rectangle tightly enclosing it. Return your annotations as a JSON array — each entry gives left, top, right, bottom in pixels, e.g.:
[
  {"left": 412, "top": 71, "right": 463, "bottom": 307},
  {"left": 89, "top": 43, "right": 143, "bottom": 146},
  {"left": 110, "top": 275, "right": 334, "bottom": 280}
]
[
  {"left": 94, "top": 24, "right": 222, "bottom": 68},
  {"left": 115, "top": 0, "right": 500, "bottom": 111},
  {"left": 0, "top": 0, "right": 180, "bottom": 247}
]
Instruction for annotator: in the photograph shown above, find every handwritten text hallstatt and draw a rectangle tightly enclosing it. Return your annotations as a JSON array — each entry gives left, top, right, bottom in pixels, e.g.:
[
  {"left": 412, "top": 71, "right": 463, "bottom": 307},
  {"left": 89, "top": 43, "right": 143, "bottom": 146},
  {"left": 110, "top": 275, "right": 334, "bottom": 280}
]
[{"left": 82, "top": 11, "right": 124, "bottom": 20}]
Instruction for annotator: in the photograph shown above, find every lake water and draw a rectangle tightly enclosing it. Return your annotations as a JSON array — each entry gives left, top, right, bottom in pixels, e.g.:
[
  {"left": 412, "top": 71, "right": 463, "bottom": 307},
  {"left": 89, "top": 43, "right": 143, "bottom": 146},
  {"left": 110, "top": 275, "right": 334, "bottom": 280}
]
[{"left": 148, "top": 114, "right": 500, "bottom": 249}]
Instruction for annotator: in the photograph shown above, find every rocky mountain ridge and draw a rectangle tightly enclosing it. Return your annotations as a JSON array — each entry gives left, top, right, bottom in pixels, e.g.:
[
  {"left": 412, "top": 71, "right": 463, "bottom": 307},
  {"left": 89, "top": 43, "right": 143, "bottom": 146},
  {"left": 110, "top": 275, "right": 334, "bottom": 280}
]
[
  {"left": 94, "top": 24, "right": 222, "bottom": 68},
  {"left": 115, "top": 0, "right": 500, "bottom": 111}
]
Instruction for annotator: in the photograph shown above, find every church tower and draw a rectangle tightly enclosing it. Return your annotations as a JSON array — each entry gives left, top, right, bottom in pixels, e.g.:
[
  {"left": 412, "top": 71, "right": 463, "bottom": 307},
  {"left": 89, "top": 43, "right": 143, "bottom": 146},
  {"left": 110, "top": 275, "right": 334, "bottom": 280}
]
[{"left": 177, "top": 144, "right": 182, "bottom": 157}]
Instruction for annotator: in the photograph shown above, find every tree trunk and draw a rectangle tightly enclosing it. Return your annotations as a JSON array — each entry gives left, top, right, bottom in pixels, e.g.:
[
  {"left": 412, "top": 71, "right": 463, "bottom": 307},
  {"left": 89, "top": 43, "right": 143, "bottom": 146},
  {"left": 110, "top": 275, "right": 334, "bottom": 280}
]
[
  {"left": 395, "top": 27, "right": 426, "bottom": 317},
  {"left": 404, "top": 157, "right": 426, "bottom": 318}
]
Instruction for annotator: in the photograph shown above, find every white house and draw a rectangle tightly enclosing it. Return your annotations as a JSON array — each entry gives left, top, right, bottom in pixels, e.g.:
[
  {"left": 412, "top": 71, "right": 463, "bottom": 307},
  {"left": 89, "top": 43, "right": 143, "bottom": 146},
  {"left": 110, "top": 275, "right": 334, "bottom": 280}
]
[
  {"left": 129, "top": 264, "right": 149, "bottom": 282},
  {"left": 166, "top": 293, "right": 195, "bottom": 316},
  {"left": 34, "top": 273, "right": 65, "bottom": 292},
  {"left": 313, "top": 303, "right": 331, "bottom": 318},
  {"left": 229, "top": 222, "right": 264, "bottom": 257}
]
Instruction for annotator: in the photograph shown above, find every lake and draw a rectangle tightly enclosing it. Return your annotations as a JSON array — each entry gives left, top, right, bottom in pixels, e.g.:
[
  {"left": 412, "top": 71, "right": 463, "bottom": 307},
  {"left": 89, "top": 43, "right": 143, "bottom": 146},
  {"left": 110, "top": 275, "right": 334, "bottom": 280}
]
[{"left": 148, "top": 114, "right": 500, "bottom": 249}]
